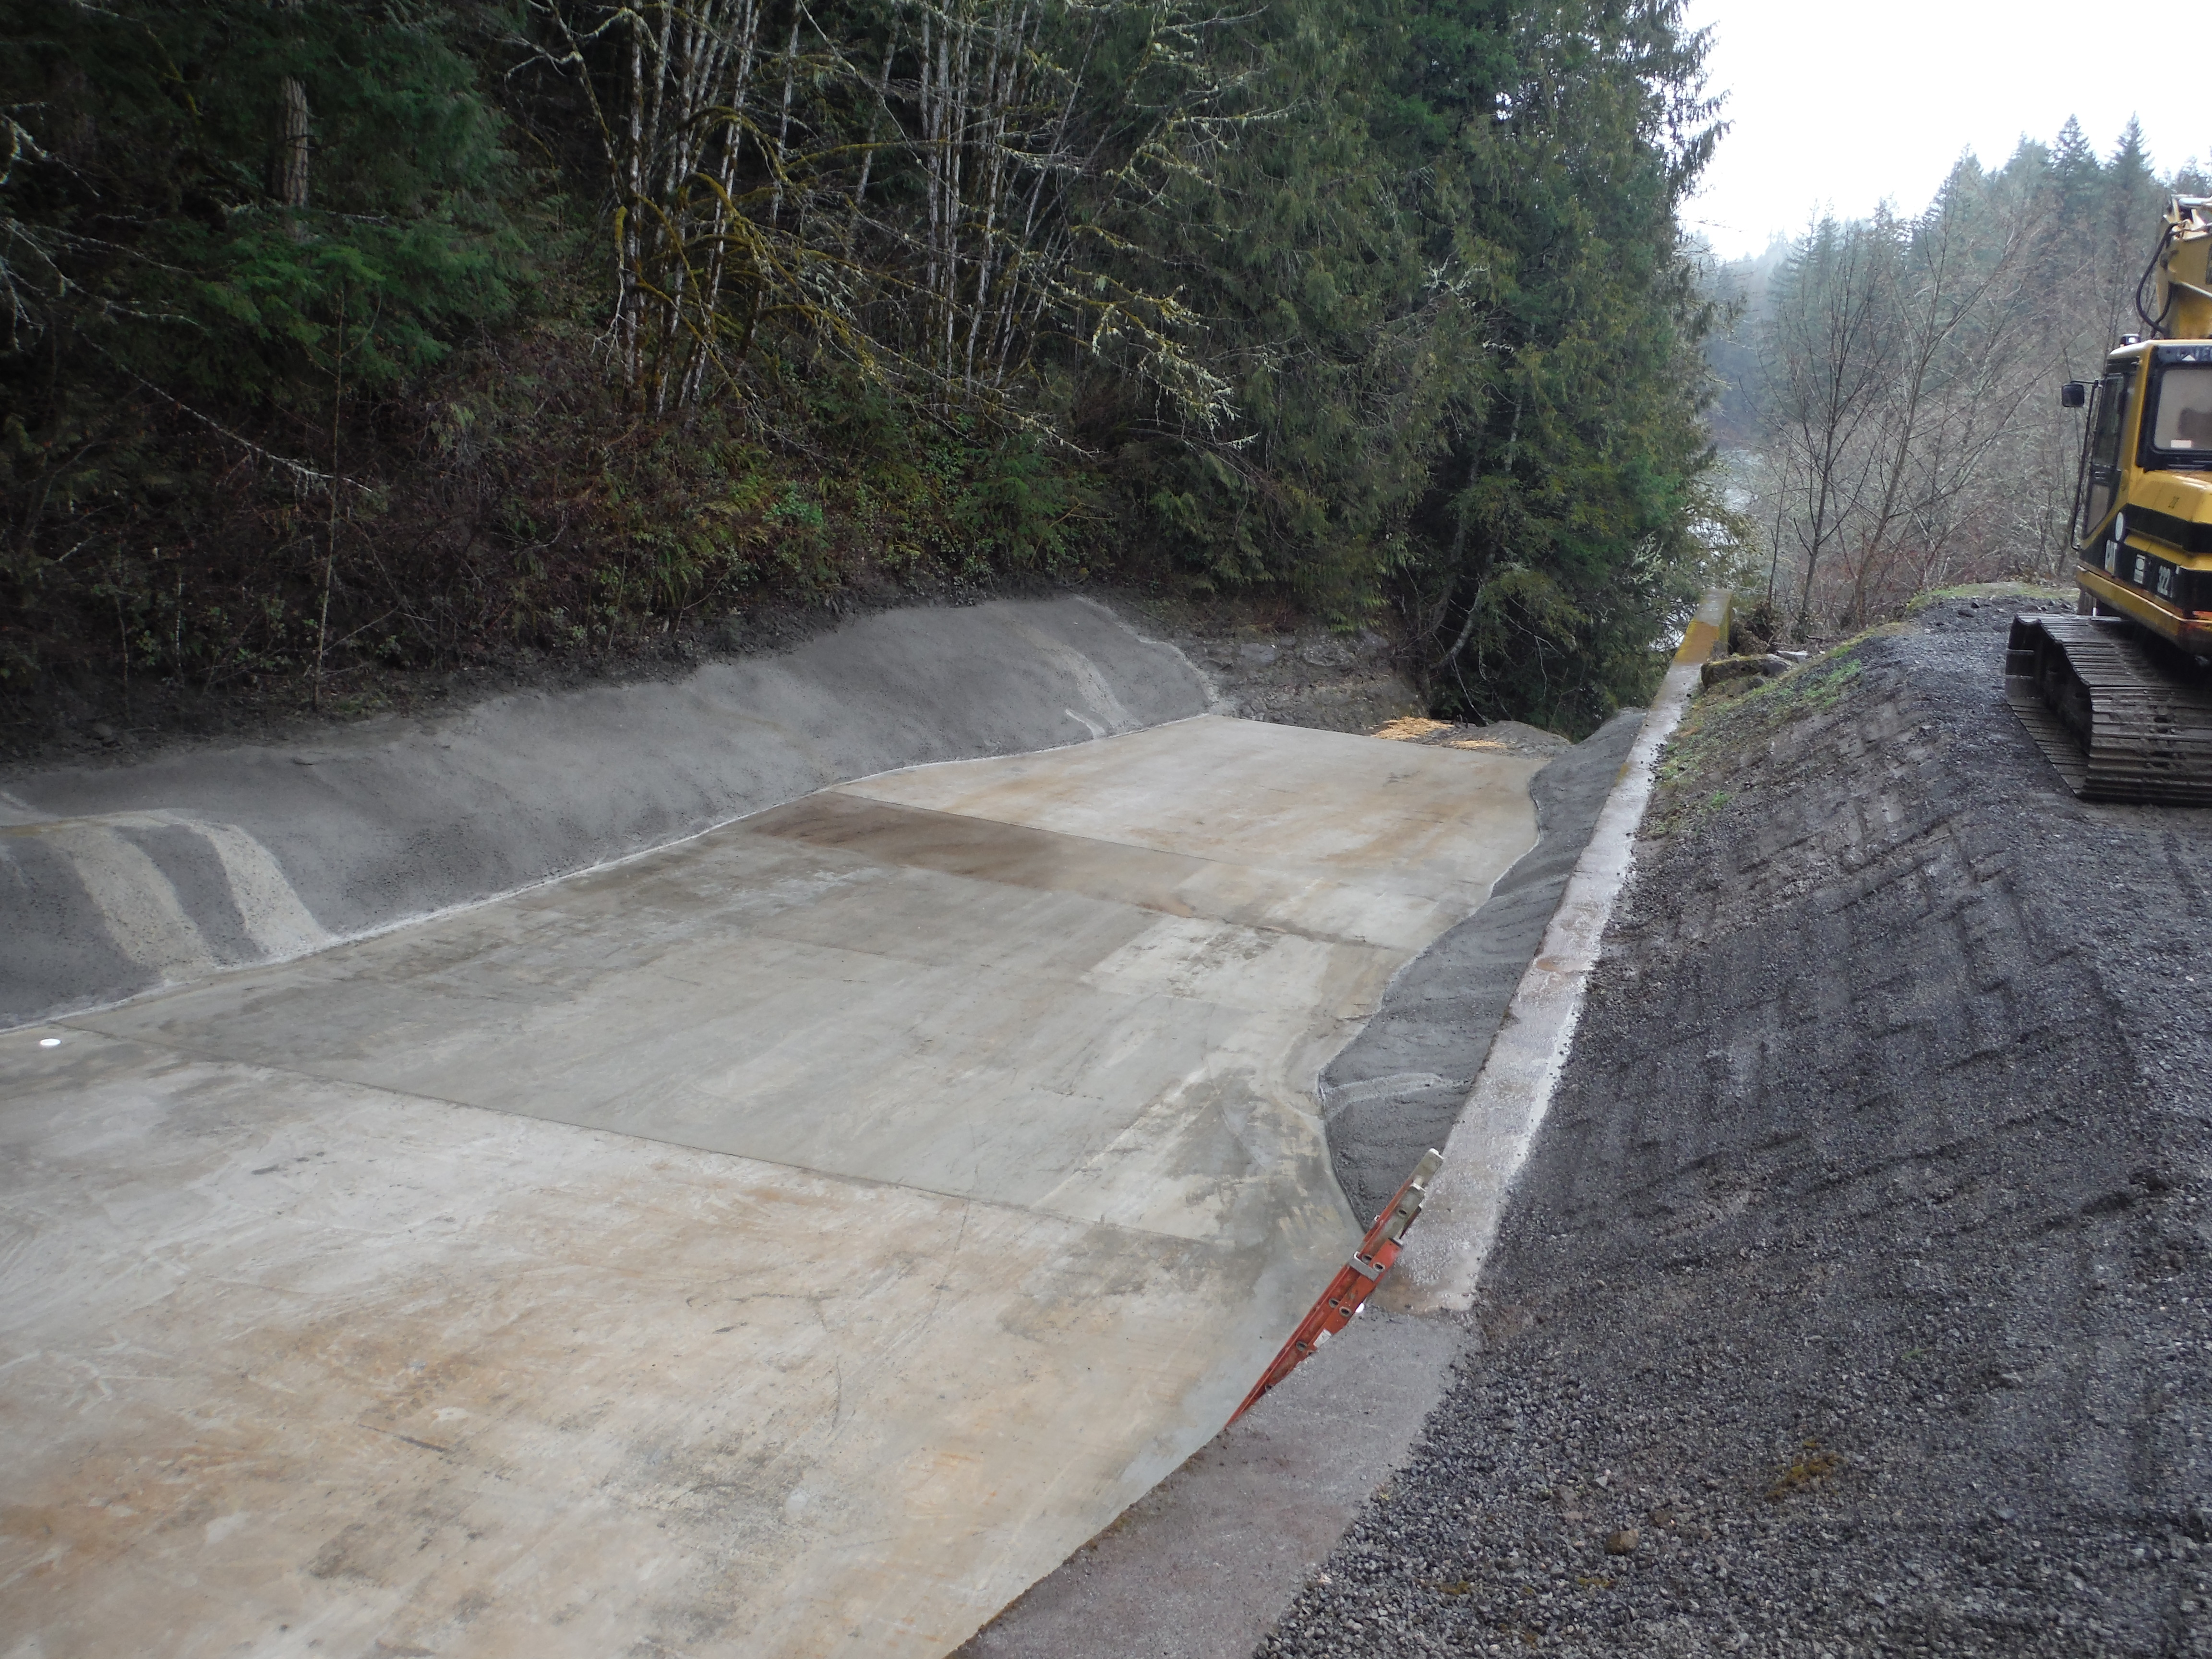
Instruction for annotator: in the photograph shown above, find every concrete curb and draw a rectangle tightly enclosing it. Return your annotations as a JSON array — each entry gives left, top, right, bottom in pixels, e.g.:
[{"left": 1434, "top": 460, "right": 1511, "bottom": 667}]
[
  {"left": 957, "top": 589, "right": 1731, "bottom": 1659},
  {"left": 1385, "top": 588, "right": 1730, "bottom": 1314}
]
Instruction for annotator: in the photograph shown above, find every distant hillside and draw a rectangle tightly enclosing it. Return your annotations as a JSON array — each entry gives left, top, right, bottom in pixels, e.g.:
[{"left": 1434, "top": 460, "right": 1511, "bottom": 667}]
[{"left": 1703, "top": 119, "right": 2201, "bottom": 637}]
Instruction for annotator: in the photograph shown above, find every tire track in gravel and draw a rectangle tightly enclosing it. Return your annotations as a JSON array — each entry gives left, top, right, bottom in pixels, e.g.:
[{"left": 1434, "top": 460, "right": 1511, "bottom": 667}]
[{"left": 1259, "top": 606, "right": 2212, "bottom": 1659}]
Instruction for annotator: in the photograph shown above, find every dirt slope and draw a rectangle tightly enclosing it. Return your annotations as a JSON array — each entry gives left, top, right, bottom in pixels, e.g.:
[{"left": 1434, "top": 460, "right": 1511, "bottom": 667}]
[{"left": 1259, "top": 602, "right": 2212, "bottom": 1657}]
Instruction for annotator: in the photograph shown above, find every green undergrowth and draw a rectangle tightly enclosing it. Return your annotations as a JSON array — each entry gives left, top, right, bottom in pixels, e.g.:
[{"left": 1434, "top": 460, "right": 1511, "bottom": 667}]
[
  {"left": 0, "top": 338, "right": 1106, "bottom": 744},
  {"left": 1650, "top": 578, "right": 2068, "bottom": 837},
  {"left": 1646, "top": 625, "right": 1901, "bottom": 837},
  {"left": 1903, "top": 581, "right": 2072, "bottom": 615}
]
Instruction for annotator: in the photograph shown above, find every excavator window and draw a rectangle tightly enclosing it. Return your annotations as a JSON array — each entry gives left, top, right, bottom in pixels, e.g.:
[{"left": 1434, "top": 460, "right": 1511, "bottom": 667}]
[
  {"left": 2092, "top": 370, "right": 2132, "bottom": 467},
  {"left": 2082, "top": 366, "right": 2135, "bottom": 538},
  {"left": 2148, "top": 363, "right": 2212, "bottom": 459}
]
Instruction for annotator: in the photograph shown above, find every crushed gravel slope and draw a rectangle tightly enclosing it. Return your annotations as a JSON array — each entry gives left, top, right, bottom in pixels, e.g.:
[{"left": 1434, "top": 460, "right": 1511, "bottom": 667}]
[{"left": 1258, "top": 604, "right": 2212, "bottom": 1658}]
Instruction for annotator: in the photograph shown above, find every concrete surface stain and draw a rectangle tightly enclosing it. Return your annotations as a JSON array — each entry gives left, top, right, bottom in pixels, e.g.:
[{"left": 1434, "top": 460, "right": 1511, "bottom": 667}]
[
  {"left": 0, "top": 715, "right": 1540, "bottom": 1659},
  {"left": 0, "top": 598, "right": 1214, "bottom": 1028}
]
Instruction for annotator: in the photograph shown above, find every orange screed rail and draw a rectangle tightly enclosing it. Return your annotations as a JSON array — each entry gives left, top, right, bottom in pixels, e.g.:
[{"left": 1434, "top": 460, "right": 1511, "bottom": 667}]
[{"left": 1226, "top": 1148, "right": 1445, "bottom": 1424}]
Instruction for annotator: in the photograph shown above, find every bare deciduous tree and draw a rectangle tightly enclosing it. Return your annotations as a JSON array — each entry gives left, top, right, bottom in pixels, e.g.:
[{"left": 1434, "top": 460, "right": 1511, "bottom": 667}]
[
  {"left": 523, "top": 0, "right": 1243, "bottom": 424},
  {"left": 1739, "top": 139, "right": 2150, "bottom": 634}
]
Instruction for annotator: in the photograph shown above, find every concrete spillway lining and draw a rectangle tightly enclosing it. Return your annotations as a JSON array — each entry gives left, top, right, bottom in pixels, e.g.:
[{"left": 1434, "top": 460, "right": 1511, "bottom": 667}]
[
  {"left": 1318, "top": 705, "right": 1647, "bottom": 1227},
  {"left": 0, "top": 714, "right": 1548, "bottom": 1659},
  {"left": 0, "top": 587, "right": 1676, "bottom": 1656},
  {"left": 957, "top": 708, "right": 1653, "bottom": 1659},
  {"left": 962, "top": 591, "right": 1731, "bottom": 1659},
  {"left": 0, "top": 597, "right": 1214, "bottom": 1030}
]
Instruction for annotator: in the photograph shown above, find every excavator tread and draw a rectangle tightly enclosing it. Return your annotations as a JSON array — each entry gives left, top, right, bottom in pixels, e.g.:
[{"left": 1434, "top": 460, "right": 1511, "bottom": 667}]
[{"left": 2005, "top": 614, "right": 2212, "bottom": 805}]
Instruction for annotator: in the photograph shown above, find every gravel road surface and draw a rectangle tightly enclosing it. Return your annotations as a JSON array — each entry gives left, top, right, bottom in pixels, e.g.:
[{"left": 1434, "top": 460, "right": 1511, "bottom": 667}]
[{"left": 1259, "top": 602, "right": 2212, "bottom": 1657}]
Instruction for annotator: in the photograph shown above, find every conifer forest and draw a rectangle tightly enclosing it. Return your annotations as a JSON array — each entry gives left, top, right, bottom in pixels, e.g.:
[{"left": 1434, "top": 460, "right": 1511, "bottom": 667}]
[
  {"left": 6, "top": 2, "right": 2178, "bottom": 739},
  {"left": 2, "top": 0, "right": 1739, "bottom": 740}
]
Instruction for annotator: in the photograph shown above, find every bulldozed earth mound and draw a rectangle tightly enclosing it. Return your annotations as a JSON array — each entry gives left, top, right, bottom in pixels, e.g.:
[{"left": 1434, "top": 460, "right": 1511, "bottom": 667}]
[{"left": 1260, "top": 601, "right": 2212, "bottom": 1656}]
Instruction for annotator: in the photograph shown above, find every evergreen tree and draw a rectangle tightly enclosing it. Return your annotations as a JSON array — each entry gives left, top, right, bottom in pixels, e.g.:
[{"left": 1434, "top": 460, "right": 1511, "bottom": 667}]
[
  {"left": 2, "top": 0, "right": 529, "bottom": 412},
  {"left": 1403, "top": 0, "right": 1727, "bottom": 731},
  {"left": 2107, "top": 117, "right": 2164, "bottom": 337},
  {"left": 2050, "top": 116, "right": 2102, "bottom": 234},
  {"left": 1087, "top": 0, "right": 1728, "bottom": 733}
]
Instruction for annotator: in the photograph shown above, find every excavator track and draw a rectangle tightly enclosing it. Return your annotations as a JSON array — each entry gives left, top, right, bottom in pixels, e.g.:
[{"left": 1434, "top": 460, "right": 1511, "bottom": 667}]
[{"left": 2005, "top": 614, "right": 2212, "bottom": 805}]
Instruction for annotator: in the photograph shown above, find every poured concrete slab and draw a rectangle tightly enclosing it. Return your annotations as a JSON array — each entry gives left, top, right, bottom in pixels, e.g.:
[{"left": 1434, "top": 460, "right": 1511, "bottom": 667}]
[
  {"left": 0, "top": 596, "right": 1212, "bottom": 1028},
  {"left": 960, "top": 595, "right": 1732, "bottom": 1659},
  {"left": 0, "top": 716, "right": 1541, "bottom": 1659}
]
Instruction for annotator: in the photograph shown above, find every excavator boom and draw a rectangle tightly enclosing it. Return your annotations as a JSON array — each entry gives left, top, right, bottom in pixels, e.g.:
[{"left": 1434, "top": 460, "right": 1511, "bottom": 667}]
[{"left": 2152, "top": 196, "right": 2212, "bottom": 342}]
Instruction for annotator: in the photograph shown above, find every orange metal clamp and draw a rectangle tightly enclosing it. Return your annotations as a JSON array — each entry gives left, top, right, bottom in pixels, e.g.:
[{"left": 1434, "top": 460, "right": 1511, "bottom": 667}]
[{"left": 1227, "top": 1147, "right": 1445, "bottom": 1424}]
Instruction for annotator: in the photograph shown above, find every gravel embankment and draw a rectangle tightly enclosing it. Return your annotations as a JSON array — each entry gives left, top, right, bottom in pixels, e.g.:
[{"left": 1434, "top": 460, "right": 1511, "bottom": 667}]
[{"left": 1259, "top": 603, "right": 2212, "bottom": 1658}]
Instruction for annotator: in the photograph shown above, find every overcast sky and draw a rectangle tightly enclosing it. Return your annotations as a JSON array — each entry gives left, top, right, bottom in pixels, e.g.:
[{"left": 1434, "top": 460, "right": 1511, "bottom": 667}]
[{"left": 1679, "top": 0, "right": 2204, "bottom": 261}]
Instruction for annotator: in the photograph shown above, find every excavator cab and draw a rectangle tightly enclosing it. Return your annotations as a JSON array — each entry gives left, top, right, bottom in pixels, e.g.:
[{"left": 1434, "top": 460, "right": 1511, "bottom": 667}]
[
  {"left": 2063, "top": 339, "right": 2212, "bottom": 647},
  {"left": 2005, "top": 197, "right": 2212, "bottom": 804}
]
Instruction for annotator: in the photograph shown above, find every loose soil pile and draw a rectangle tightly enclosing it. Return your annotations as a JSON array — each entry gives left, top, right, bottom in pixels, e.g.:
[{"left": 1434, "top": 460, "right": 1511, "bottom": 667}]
[{"left": 1261, "top": 601, "right": 2212, "bottom": 1657}]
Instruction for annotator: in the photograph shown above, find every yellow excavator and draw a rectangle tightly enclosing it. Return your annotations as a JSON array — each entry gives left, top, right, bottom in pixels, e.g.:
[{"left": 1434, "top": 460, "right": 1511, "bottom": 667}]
[{"left": 2007, "top": 195, "right": 2212, "bottom": 804}]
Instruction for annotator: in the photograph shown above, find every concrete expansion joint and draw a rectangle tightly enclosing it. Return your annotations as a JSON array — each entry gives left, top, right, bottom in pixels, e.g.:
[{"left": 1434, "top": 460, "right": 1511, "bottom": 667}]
[{"left": 46, "top": 1018, "right": 1271, "bottom": 1254}]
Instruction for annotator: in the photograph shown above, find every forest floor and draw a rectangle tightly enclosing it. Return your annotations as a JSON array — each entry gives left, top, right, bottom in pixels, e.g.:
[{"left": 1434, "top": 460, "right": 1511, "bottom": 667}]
[
  {"left": 1258, "top": 595, "right": 2212, "bottom": 1658},
  {"left": 0, "top": 580, "right": 1423, "bottom": 772}
]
